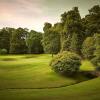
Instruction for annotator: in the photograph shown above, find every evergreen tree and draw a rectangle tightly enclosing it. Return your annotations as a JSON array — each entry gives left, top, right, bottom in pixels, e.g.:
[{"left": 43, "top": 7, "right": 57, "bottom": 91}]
[{"left": 61, "top": 7, "right": 84, "bottom": 54}]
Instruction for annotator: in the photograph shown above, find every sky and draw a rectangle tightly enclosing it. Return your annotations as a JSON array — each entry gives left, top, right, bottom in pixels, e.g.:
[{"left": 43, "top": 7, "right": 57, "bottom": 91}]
[{"left": 0, "top": 0, "right": 100, "bottom": 32}]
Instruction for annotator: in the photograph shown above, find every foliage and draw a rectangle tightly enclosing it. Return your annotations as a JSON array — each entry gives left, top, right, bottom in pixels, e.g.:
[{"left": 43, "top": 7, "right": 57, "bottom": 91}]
[
  {"left": 0, "top": 49, "right": 7, "bottom": 54},
  {"left": 61, "top": 38, "right": 71, "bottom": 51},
  {"left": 82, "top": 36, "right": 95, "bottom": 59},
  {"left": 70, "top": 32, "right": 83, "bottom": 54},
  {"left": 42, "top": 24, "right": 61, "bottom": 54},
  {"left": 0, "top": 5, "right": 99, "bottom": 58},
  {"left": 83, "top": 5, "right": 100, "bottom": 37},
  {"left": 26, "top": 30, "right": 43, "bottom": 54},
  {"left": 0, "top": 28, "right": 14, "bottom": 53},
  {"left": 50, "top": 51, "right": 81, "bottom": 76},
  {"left": 10, "top": 28, "right": 28, "bottom": 54},
  {"left": 94, "top": 33, "right": 100, "bottom": 57},
  {"left": 43, "top": 22, "right": 52, "bottom": 32},
  {"left": 91, "top": 33, "right": 100, "bottom": 70},
  {"left": 60, "top": 7, "right": 84, "bottom": 55}
]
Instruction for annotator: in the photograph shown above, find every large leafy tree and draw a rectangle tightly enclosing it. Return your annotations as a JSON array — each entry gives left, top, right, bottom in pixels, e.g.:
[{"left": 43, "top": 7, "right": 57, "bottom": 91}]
[
  {"left": 70, "top": 32, "right": 83, "bottom": 54},
  {"left": 42, "top": 23, "right": 61, "bottom": 56},
  {"left": 0, "top": 27, "right": 14, "bottom": 53},
  {"left": 26, "top": 30, "right": 43, "bottom": 54},
  {"left": 61, "top": 7, "right": 84, "bottom": 54},
  {"left": 83, "top": 5, "right": 100, "bottom": 37},
  {"left": 10, "top": 28, "right": 28, "bottom": 54}
]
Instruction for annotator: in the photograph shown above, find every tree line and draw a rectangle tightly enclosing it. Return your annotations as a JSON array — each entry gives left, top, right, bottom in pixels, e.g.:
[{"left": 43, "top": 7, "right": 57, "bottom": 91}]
[
  {"left": 0, "top": 5, "right": 100, "bottom": 64},
  {"left": 0, "top": 28, "right": 43, "bottom": 54},
  {"left": 42, "top": 5, "right": 100, "bottom": 62}
]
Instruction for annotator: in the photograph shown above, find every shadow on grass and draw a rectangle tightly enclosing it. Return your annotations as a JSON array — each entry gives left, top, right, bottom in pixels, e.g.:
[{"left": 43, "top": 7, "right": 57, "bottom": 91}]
[
  {"left": 0, "top": 58, "right": 17, "bottom": 61},
  {"left": 23, "top": 55, "right": 38, "bottom": 59},
  {"left": 0, "top": 71, "right": 98, "bottom": 90},
  {"left": 59, "top": 71, "right": 98, "bottom": 83}
]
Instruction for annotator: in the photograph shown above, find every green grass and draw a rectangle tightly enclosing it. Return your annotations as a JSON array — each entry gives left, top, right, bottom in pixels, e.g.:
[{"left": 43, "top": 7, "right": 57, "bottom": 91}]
[
  {"left": 0, "top": 54, "right": 99, "bottom": 100},
  {"left": 0, "top": 77, "right": 100, "bottom": 100},
  {"left": 0, "top": 54, "right": 80, "bottom": 89},
  {"left": 80, "top": 60, "right": 95, "bottom": 71}
]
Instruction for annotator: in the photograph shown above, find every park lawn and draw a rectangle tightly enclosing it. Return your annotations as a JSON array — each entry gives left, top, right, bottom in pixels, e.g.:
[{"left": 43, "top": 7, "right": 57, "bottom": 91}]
[
  {"left": 0, "top": 54, "right": 85, "bottom": 89},
  {"left": 0, "top": 54, "right": 99, "bottom": 100},
  {"left": 0, "top": 77, "right": 100, "bottom": 100}
]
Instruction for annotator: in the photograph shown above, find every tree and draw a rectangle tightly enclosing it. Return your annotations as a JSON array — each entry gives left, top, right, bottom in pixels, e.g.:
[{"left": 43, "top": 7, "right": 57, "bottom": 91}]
[
  {"left": 42, "top": 28, "right": 61, "bottom": 56},
  {"left": 83, "top": 5, "right": 100, "bottom": 37},
  {"left": 0, "top": 27, "right": 14, "bottom": 53},
  {"left": 26, "top": 30, "right": 43, "bottom": 54},
  {"left": 43, "top": 22, "right": 52, "bottom": 32},
  {"left": 60, "top": 7, "right": 84, "bottom": 54},
  {"left": 94, "top": 33, "right": 100, "bottom": 57},
  {"left": 10, "top": 28, "right": 28, "bottom": 54},
  {"left": 91, "top": 33, "right": 100, "bottom": 70},
  {"left": 82, "top": 36, "right": 95, "bottom": 59},
  {"left": 61, "top": 37, "right": 71, "bottom": 51}
]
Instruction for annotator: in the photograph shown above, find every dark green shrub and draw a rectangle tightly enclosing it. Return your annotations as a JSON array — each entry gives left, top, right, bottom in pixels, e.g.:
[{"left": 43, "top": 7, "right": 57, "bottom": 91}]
[
  {"left": 50, "top": 51, "right": 81, "bottom": 76},
  {"left": 0, "top": 49, "right": 7, "bottom": 54}
]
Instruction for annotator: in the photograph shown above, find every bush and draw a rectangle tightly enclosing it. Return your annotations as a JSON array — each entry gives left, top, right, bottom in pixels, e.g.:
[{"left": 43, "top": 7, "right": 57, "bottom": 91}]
[
  {"left": 50, "top": 51, "right": 81, "bottom": 76},
  {"left": 0, "top": 49, "right": 7, "bottom": 54}
]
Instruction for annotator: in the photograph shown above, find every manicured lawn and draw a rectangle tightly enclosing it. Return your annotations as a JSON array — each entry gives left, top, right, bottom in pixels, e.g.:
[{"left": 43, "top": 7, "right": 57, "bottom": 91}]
[
  {"left": 0, "top": 54, "right": 81, "bottom": 89},
  {"left": 80, "top": 60, "right": 95, "bottom": 71},
  {"left": 0, "top": 77, "right": 100, "bottom": 100},
  {"left": 0, "top": 54, "right": 99, "bottom": 100}
]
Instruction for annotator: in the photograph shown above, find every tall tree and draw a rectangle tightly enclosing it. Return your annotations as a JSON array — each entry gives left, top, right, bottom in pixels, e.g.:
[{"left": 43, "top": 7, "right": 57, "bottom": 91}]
[
  {"left": 82, "top": 36, "right": 95, "bottom": 59},
  {"left": 0, "top": 27, "right": 14, "bottom": 53},
  {"left": 42, "top": 23, "right": 61, "bottom": 56},
  {"left": 61, "top": 7, "right": 84, "bottom": 54},
  {"left": 83, "top": 5, "right": 100, "bottom": 37},
  {"left": 94, "top": 33, "right": 100, "bottom": 57},
  {"left": 26, "top": 30, "right": 43, "bottom": 54},
  {"left": 10, "top": 28, "right": 28, "bottom": 54}
]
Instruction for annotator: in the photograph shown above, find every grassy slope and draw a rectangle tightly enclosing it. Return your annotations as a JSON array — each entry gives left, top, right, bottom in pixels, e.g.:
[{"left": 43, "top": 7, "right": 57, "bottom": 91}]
[
  {"left": 0, "top": 54, "right": 80, "bottom": 89},
  {"left": 0, "top": 54, "right": 100, "bottom": 100},
  {"left": 0, "top": 78, "right": 100, "bottom": 100}
]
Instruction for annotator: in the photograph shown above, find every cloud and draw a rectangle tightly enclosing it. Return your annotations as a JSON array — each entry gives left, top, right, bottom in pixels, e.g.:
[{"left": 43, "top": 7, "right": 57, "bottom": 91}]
[
  {"left": 0, "top": 0, "right": 46, "bottom": 31},
  {"left": 0, "top": 0, "right": 100, "bottom": 32}
]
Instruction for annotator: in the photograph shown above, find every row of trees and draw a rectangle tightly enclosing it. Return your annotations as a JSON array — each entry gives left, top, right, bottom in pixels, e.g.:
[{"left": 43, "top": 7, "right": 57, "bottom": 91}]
[
  {"left": 0, "top": 28, "right": 43, "bottom": 54},
  {"left": 49, "top": 5, "right": 100, "bottom": 76},
  {"left": 42, "top": 5, "right": 100, "bottom": 56},
  {"left": 0, "top": 5, "right": 100, "bottom": 61},
  {"left": 42, "top": 5, "right": 100, "bottom": 71}
]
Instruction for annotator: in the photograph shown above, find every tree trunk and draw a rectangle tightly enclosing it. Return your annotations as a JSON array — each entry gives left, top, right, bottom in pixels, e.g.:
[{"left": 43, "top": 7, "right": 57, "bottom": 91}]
[{"left": 52, "top": 53, "right": 54, "bottom": 58}]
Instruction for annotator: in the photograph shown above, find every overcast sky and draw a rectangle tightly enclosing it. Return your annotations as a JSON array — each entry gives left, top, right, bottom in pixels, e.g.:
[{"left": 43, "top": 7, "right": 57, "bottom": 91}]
[{"left": 0, "top": 0, "right": 100, "bottom": 32}]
